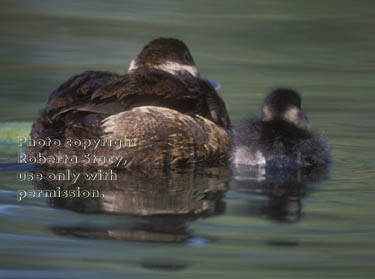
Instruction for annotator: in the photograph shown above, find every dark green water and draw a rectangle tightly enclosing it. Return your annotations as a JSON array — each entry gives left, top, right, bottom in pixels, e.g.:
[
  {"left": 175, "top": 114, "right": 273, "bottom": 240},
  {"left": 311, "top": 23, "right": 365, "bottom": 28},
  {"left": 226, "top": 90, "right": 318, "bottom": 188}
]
[{"left": 1, "top": 0, "right": 375, "bottom": 278}]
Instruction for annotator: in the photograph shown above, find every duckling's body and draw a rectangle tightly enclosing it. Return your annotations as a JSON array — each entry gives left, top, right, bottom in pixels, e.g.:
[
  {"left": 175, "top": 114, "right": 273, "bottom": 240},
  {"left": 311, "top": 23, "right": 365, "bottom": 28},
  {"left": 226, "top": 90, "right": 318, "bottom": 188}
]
[
  {"left": 27, "top": 38, "right": 231, "bottom": 168},
  {"left": 231, "top": 89, "right": 330, "bottom": 168}
]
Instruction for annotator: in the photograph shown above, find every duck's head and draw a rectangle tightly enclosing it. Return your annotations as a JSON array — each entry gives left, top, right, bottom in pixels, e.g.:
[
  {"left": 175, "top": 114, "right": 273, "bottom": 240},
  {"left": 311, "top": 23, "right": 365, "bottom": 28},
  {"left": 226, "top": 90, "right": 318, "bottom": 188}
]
[
  {"left": 260, "top": 88, "right": 310, "bottom": 130},
  {"left": 128, "top": 38, "right": 220, "bottom": 90}
]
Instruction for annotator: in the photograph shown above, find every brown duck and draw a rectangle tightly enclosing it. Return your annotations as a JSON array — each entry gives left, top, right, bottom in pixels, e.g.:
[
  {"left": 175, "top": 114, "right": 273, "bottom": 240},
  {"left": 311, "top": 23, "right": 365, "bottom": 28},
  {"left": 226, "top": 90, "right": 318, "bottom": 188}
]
[{"left": 27, "top": 38, "right": 231, "bottom": 169}]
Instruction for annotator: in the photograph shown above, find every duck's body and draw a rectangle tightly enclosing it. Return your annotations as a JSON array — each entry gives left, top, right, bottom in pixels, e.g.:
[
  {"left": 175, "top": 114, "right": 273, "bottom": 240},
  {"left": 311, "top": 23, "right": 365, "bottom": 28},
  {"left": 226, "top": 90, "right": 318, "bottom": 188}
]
[
  {"left": 27, "top": 38, "right": 231, "bottom": 169},
  {"left": 231, "top": 89, "right": 330, "bottom": 168}
]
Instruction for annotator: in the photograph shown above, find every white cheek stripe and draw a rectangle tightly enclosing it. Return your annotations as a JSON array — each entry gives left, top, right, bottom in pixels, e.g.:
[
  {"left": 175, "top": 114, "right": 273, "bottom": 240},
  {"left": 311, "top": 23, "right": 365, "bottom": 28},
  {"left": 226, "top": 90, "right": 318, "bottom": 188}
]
[
  {"left": 283, "top": 106, "right": 310, "bottom": 130},
  {"left": 283, "top": 106, "right": 299, "bottom": 124},
  {"left": 128, "top": 58, "right": 199, "bottom": 77},
  {"left": 128, "top": 59, "right": 137, "bottom": 71},
  {"left": 157, "top": 61, "right": 199, "bottom": 77},
  {"left": 262, "top": 105, "right": 272, "bottom": 121}
]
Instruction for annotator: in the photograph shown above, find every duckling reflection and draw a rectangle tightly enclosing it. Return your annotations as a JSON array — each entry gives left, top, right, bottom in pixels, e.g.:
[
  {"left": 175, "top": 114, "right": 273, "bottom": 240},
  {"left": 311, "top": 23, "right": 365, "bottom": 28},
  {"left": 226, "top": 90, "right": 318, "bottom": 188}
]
[
  {"left": 231, "top": 165, "right": 328, "bottom": 222},
  {"left": 32, "top": 167, "right": 229, "bottom": 243}
]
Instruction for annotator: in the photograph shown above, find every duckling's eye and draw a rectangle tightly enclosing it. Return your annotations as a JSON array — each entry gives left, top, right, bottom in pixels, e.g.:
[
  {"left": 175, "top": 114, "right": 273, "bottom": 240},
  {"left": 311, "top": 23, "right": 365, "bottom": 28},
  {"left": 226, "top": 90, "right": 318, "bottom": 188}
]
[{"left": 184, "top": 51, "right": 193, "bottom": 63}]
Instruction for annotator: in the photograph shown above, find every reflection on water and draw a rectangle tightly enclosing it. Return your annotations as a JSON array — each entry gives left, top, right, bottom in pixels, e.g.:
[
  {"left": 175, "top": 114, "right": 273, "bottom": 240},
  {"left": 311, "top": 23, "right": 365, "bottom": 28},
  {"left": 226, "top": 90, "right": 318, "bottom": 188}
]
[
  {"left": 32, "top": 167, "right": 229, "bottom": 243},
  {"left": 1, "top": 0, "right": 375, "bottom": 277},
  {"left": 232, "top": 165, "right": 328, "bottom": 223},
  {"left": 30, "top": 164, "right": 328, "bottom": 246}
]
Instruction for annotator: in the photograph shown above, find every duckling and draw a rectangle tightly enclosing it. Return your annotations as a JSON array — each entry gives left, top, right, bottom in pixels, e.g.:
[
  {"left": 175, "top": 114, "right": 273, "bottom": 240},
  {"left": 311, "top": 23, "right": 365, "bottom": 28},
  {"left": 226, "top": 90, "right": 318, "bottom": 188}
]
[
  {"left": 231, "top": 88, "right": 330, "bottom": 168},
  {"left": 27, "top": 38, "right": 231, "bottom": 169}
]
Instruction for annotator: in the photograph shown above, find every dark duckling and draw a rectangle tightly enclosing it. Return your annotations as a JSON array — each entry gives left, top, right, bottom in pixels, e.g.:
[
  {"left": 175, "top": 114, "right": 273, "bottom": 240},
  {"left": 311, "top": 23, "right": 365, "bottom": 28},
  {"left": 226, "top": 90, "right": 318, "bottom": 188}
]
[
  {"left": 26, "top": 38, "right": 231, "bottom": 169},
  {"left": 231, "top": 88, "right": 330, "bottom": 168}
]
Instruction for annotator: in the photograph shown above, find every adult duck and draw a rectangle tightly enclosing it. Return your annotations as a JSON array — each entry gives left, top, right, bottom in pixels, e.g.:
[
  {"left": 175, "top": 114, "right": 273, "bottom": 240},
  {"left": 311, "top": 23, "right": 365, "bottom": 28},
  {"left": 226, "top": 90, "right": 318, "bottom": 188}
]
[{"left": 26, "top": 38, "right": 231, "bottom": 169}]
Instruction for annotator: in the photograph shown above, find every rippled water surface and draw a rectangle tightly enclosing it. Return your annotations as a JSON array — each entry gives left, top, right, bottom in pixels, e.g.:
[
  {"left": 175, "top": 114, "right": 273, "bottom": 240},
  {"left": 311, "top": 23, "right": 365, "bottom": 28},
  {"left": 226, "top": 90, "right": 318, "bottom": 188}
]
[{"left": 1, "top": 0, "right": 375, "bottom": 278}]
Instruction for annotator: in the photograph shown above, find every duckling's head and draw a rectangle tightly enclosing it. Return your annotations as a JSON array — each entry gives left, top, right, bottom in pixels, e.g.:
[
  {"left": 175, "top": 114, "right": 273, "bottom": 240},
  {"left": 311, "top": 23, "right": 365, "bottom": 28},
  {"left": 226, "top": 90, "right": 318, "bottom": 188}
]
[
  {"left": 260, "top": 88, "right": 310, "bottom": 130},
  {"left": 129, "top": 38, "right": 199, "bottom": 77}
]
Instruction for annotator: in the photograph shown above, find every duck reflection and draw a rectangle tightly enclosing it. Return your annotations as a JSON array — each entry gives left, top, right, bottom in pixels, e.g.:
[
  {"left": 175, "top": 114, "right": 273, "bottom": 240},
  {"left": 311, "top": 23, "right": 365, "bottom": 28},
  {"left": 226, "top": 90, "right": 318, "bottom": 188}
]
[
  {"left": 32, "top": 166, "right": 230, "bottom": 243},
  {"left": 231, "top": 165, "right": 329, "bottom": 223}
]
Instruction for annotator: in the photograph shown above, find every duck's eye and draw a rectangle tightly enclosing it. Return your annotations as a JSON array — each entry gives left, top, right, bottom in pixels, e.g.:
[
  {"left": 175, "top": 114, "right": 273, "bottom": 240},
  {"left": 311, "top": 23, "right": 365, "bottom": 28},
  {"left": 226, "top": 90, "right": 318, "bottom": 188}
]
[{"left": 184, "top": 51, "right": 193, "bottom": 63}]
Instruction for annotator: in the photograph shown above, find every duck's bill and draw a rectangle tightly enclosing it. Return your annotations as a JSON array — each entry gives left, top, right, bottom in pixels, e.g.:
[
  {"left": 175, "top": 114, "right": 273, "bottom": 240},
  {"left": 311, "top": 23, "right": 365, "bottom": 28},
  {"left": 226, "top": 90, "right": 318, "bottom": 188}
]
[{"left": 201, "top": 77, "right": 221, "bottom": 91}]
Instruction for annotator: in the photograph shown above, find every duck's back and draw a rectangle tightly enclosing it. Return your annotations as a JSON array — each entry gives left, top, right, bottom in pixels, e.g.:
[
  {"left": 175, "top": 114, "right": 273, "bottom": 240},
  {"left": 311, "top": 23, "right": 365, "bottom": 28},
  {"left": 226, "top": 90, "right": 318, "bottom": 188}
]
[
  {"left": 28, "top": 69, "right": 231, "bottom": 168},
  {"left": 30, "top": 70, "right": 121, "bottom": 140}
]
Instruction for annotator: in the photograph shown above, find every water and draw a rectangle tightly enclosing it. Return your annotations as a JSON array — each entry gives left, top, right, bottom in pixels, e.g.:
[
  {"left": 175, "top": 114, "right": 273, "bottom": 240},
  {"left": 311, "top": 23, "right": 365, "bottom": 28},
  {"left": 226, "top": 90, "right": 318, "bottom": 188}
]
[{"left": 1, "top": 0, "right": 375, "bottom": 278}]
